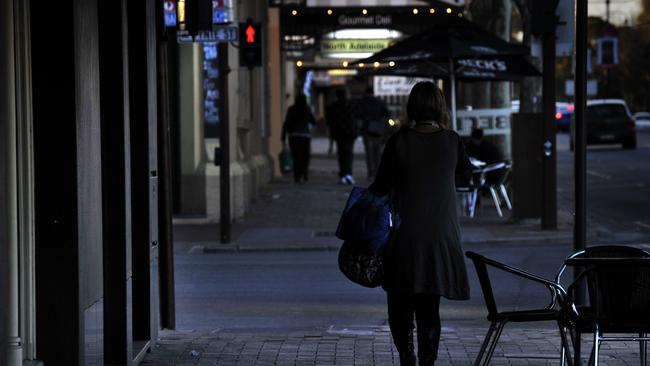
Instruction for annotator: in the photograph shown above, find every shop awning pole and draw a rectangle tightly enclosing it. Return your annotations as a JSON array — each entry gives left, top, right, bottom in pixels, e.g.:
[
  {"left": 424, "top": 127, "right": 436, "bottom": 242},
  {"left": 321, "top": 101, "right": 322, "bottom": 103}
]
[{"left": 449, "top": 58, "right": 457, "bottom": 130}]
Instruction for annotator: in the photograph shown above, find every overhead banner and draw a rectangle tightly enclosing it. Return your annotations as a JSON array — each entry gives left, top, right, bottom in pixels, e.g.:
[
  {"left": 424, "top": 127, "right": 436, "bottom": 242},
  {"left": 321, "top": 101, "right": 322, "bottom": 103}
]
[{"left": 373, "top": 76, "right": 432, "bottom": 96}]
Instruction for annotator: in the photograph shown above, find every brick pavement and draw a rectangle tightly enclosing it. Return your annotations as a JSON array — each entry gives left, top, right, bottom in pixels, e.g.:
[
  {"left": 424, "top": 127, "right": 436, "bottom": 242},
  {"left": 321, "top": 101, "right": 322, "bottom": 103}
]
[
  {"left": 143, "top": 326, "right": 643, "bottom": 365},
  {"left": 153, "top": 139, "right": 634, "bottom": 366}
]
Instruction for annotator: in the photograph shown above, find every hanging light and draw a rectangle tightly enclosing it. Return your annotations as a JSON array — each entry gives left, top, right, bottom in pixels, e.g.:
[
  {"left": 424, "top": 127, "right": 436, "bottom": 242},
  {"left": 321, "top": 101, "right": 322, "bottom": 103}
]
[
  {"left": 362, "top": 9, "right": 368, "bottom": 15},
  {"left": 327, "top": 9, "right": 333, "bottom": 15},
  {"left": 296, "top": 60, "right": 303, "bottom": 67},
  {"left": 446, "top": 8, "right": 452, "bottom": 14},
  {"left": 389, "top": 61, "right": 396, "bottom": 67},
  {"left": 373, "top": 61, "right": 380, "bottom": 68},
  {"left": 429, "top": 8, "right": 435, "bottom": 14},
  {"left": 412, "top": 8, "right": 419, "bottom": 15},
  {"left": 358, "top": 63, "right": 365, "bottom": 68},
  {"left": 177, "top": 0, "right": 186, "bottom": 31},
  {"left": 291, "top": 9, "right": 298, "bottom": 16},
  {"left": 342, "top": 61, "right": 349, "bottom": 67}
]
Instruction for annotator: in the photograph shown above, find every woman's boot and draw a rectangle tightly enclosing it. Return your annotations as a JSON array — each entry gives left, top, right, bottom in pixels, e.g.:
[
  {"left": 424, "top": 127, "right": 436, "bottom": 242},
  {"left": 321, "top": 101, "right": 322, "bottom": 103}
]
[
  {"left": 417, "top": 327, "right": 441, "bottom": 366},
  {"left": 393, "top": 328, "right": 416, "bottom": 366}
]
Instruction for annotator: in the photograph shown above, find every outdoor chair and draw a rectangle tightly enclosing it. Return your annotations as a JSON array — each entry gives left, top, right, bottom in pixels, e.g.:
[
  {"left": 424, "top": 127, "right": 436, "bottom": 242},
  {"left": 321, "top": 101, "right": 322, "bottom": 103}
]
[
  {"left": 556, "top": 245, "right": 650, "bottom": 366},
  {"left": 466, "top": 251, "right": 573, "bottom": 366},
  {"left": 478, "top": 161, "right": 512, "bottom": 218},
  {"left": 456, "top": 173, "right": 479, "bottom": 218}
]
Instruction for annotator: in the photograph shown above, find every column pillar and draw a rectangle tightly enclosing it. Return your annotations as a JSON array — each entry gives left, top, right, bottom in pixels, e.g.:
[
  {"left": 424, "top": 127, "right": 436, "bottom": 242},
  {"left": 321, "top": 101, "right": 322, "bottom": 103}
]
[{"left": 0, "top": 0, "right": 24, "bottom": 364}]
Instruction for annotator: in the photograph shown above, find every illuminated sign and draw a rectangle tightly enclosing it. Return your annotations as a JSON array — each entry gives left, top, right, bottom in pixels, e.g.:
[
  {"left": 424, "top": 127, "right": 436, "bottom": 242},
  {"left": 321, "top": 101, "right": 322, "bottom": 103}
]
[
  {"left": 374, "top": 76, "right": 432, "bottom": 96},
  {"left": 321, "top": 39, "right": 391, "bottom": 54},
  {"left": 213, "top": 0, "right": 233, "bottom": 24},
  {"left": 337, "top": 14, "right": 393, "bottom": 26},
  {"left": 164, "top": 0, "right": 177, "bottom": 26}
]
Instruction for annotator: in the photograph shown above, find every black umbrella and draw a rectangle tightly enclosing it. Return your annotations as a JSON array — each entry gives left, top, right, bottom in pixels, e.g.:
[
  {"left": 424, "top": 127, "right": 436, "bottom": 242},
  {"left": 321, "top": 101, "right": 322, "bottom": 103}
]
[
  {"left": 361, "top": 56, "right": 540, "bottom": 82},
  {"left": 358, "top": 16, "right": 531, "bottom": 129}
]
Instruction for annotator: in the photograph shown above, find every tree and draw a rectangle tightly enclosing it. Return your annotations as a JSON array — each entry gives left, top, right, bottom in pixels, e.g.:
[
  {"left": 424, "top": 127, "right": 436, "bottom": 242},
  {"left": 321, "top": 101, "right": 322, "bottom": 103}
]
[{"left": 617, "top": 1, "right": 650, "bottom": 111}]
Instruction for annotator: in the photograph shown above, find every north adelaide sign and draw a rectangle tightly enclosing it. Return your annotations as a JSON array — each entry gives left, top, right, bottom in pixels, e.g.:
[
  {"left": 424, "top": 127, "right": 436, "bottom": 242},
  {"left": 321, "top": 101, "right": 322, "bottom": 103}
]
[{"left": 321, "top": 39, "right": 391, "bottom": 55}]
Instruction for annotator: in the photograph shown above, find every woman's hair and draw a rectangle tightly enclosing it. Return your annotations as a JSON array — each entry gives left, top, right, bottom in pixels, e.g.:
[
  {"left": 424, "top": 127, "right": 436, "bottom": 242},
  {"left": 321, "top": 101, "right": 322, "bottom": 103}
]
[{"left": 406, "top": 81, "right": 450, "bottom": 129}]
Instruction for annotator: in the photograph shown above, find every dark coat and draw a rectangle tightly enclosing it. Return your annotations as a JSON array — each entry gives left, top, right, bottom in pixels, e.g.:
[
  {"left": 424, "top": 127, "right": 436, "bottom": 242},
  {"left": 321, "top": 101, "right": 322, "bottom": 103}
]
[
  {"left": 325, "top": 100, "right": 358, "bottom": 141},
  {"left": 282, "top": 103, "right": 315, "bottom": 141},
  {"left": 369, "top": 127, "right": 473, "bottom": 299},
  {"left": 356, "top": 96, "right": 390, "bottom": 137}
]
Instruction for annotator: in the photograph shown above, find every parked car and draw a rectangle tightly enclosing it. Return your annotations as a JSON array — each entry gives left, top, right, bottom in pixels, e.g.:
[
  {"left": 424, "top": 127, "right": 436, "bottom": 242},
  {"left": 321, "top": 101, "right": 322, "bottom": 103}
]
[
  {"left": 570, "top": 99, "right": 637, "bottom": 150},
  {"left": 634, "top": 112, "right": 650, "bottom": 130},
  {"left": 511, "top": 100, "right": 574, "bottom": 131},
  {"left": 555, "top": 102, "right": 574, "bottom": 131}
]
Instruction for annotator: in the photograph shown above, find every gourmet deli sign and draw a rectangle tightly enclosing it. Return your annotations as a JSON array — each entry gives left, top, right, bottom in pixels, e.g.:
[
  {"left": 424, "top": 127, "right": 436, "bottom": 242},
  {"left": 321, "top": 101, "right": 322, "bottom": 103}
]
[{"left": 337, "top": 14, "right": 393, "bottom": 26}]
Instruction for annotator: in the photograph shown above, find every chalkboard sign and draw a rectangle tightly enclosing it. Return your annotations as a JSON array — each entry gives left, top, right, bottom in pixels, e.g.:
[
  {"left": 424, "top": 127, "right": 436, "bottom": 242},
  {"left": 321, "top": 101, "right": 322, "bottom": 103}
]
[{"left": 203, "top": 42, "right": 220, "bottom": 138}]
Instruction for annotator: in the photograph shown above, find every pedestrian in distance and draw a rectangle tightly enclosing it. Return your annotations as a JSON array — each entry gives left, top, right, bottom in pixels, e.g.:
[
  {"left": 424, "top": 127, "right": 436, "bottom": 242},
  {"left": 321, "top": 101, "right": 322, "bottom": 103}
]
[
  {"left": 358, "top": 86, "right": 390, "bottom": 181},
  {"left": 369, "top": 81, "right": 473, "bottom": 366},
  {"left": 326, "top": 89, "right": 359, "bottom": 185},
  {"left": 281, "top": 93, "right": 316, "bottom": 183}
]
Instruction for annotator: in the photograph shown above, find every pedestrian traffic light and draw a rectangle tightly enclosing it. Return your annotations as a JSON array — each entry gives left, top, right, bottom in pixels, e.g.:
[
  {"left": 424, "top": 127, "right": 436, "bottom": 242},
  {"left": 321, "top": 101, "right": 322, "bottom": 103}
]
[
  {"left": 531, "top": 0, "right": 560, "bottom": 35},
  {"left": 239, "top": 20, "right": 262, "bottom": 68}
]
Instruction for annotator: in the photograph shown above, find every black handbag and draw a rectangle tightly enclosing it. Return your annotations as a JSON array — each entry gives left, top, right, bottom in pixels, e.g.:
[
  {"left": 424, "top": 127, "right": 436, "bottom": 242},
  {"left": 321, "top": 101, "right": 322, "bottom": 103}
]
[{"left": 338, "top": 240, "right": 384, "bottom": 288}]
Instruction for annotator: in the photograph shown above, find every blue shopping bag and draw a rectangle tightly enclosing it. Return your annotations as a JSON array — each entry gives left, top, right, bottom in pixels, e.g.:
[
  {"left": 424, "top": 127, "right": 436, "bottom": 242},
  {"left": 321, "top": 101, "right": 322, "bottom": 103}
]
[{"left": 335, "top": 186, "right": 398, "bottom": 252}]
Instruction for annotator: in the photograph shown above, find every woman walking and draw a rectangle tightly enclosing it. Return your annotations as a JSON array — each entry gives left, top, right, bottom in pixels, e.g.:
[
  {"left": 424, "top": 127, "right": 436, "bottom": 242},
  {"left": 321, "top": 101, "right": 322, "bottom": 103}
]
[
  {"left": 369, "top": 82, "right": 473, "bottom": 366},
  {"left": 282, "top": 93, "right": 316, "bottom": 183}
]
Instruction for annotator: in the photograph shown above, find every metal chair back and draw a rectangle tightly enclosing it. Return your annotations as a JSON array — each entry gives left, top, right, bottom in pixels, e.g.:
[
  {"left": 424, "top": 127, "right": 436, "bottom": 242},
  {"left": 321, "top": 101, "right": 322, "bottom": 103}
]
[
  {"left": 466, "top": 251, "right": 499, "bottom": 319},
  {"left": 580, "top": 259, "right": 650, "bottom": 328}
]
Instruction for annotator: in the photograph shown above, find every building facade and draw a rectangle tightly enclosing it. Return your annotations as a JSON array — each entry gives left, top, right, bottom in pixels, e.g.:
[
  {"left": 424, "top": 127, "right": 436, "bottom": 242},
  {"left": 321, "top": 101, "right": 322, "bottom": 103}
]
[{"left": 1, "top": 0, "right": 276, "bottom": 365}]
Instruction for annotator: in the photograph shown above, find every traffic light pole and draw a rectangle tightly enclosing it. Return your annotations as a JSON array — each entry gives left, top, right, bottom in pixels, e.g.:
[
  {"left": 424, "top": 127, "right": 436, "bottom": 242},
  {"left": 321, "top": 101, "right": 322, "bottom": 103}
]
[
  {"left": 541, "top": 26, "right": 558, "bottom": 230},
  {"left": 218, "top": 42, "right": 231, "bottom": 243}
]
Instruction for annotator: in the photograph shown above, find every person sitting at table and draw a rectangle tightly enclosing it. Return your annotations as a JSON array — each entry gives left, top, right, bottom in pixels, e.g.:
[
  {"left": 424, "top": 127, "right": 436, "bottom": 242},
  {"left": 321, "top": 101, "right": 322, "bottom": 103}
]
[
  {"left": 465, "top": 128, "right": 507, "bottom": 208},
  {"left": 465, "top": 128, "right": 503, "bottom": 165}
]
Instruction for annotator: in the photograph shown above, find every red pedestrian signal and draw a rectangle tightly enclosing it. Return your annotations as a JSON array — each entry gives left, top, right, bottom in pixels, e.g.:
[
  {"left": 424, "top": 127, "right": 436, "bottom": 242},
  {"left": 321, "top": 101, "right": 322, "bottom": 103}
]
[
  {"left": 239, "top": 20, "right": 262, "bottom": 68},
  {"left": 246, "top": 25, "right": 255, "bottom": 43}
]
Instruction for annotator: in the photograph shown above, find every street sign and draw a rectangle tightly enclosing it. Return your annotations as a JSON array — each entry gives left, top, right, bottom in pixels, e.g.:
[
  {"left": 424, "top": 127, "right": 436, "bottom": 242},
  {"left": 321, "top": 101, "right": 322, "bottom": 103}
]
[{"left": 177, "top": 26, "right": 238, "bottom": 43}]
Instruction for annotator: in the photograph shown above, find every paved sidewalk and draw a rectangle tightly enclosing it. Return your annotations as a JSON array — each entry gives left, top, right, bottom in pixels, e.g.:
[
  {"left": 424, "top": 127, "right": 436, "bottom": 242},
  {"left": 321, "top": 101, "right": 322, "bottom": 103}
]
[
  {"left": 150, "top": 138, "right": 627, "bottom": 366},
  {"left": 143, "top": 326, "right": 641, "bottom": 365},
  {"left": 174, "top": 138, "right": 577, "bottom": 254}
]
